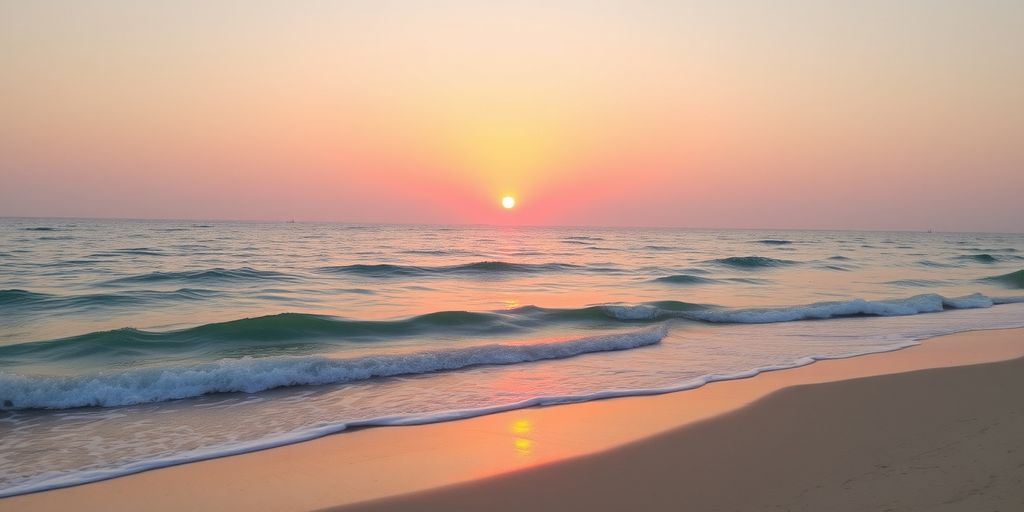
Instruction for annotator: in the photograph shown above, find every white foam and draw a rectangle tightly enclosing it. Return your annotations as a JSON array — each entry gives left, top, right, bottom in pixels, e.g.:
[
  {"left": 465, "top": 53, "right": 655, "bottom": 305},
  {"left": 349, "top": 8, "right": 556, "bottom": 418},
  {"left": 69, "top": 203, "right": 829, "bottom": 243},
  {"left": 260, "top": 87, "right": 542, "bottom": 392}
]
[
  {"left": 688, "top": 293, "right": 991, "bottom": 324},
  {"left": 0, "top": 327, "right": 667, "bottom": 410},
  {"left": 601, "top": 304, "right": 661, "bottom": 320}
]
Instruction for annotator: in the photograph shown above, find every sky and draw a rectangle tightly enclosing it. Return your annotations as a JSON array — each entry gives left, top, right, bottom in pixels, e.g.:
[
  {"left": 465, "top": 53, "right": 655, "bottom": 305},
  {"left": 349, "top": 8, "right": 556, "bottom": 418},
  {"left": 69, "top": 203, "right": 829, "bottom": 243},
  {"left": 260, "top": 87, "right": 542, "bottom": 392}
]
[{"left": 1, "top": 1, "right": 1022, "bottom": 231}]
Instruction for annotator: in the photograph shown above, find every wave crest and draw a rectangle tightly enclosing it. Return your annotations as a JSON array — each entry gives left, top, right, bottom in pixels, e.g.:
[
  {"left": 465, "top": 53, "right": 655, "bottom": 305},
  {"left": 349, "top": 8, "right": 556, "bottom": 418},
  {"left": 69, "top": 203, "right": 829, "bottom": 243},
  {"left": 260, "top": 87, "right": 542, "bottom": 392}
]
[
  {"left": 0, "top": 328, "right": 667, "bottom": 410},
  {"left": 955, "top": 253, "right": 999, "bottom": 263},
  {"left": 103, "top": 267, "right": 296, "bottom": 286},
  {"left": 708, "top": 256, "right": 797, "bottom": 268},
  {"left": 318, "top": 261, "right": 585, "bottom": 277},
  {"left": 652, "top": 274, "right": 717, "bottom": 285},
  {"left": 688, "top": 293, "right": 992, "bottom": 323},
  {"left": 982, "top": 269, "right": 1024, "bottom": 289}
]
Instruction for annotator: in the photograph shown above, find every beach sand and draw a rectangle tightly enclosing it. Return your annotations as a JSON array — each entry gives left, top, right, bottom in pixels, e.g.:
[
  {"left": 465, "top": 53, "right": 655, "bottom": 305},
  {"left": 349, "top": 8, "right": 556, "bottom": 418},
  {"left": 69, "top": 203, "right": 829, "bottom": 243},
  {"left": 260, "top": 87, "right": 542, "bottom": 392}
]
[{"left": 3, "top": 328, "right": 1023, "bottom": 511}]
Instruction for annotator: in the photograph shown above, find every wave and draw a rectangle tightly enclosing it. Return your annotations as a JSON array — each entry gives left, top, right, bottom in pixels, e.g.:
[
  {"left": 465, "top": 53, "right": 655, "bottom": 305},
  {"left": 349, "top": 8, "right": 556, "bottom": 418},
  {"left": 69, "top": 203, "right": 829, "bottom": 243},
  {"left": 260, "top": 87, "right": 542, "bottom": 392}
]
[
  {"left": 650, "top": 275, "right": 767, "bottom": 286},
  {"left": 102, "top": 267, "right": 297, "bottom": 286},
  {"left": 974, "top": 247, "right": 1018, "bottom": 253},
  {"left": 956, "top": 253, "right": 1021, "bottom": 264},
  {"left": 982, "top": 270, "right": 1024, "bottom": 289},
  {"left": 687, "top": 293, "right": 993, "bottom": 324},
  {"left": 916, "top": 260, "right": 958, "bottom": 268},
  {"left": 817, "top": 264, "right": 852, "bottom": 272},
  {"left": 708, "top": 256, "right": 797, "bottom": 269},
  {"left": 318, "top": 261, "right": 586, "bottom": 277},
  {"left": 22, "top": 226, "right": 62, "bottom": 232},
  {"left": 0, "top": 311, "right": 515, "bottom": 364},
  {"left": 727, "top": 277, "right": 772, "bottom": 284},
  {"left": 6, "top": 290, "right": 1013, "bottom": 367},
  {"left": 0, "top": 288, "right": 218, "bottom": 310},
  {"left": 0, "top": 289, "right": 49, "bottom": 306},
  {"left": 886, "top": 279, "right": 950, "bottom": 288},
  {"left": 400, "top": 249, "right": 459, "bottom": 256},
  {"left": 754, "top": 239, "right": 792, "bottom": 245},
  {"left": 480, "top": 293, "right": 1001, "bottom": 325},
  {"left": 0, "top": 300, "right": 703, "bottom": 367},
  {"left": 542, "top": 294, "right": 1007, "bottom": 325},
  {"left": 955, "top": 253, "right": 998, "bottom": 263},
  {"left": 0, "top": 328, "right": 667, "bottom": 410},
  {"left": 652, "top": 274, "right": 717, "bottom": 285},
  {"left": 91, "top": 248, "right": 167, "bottom": 257}
]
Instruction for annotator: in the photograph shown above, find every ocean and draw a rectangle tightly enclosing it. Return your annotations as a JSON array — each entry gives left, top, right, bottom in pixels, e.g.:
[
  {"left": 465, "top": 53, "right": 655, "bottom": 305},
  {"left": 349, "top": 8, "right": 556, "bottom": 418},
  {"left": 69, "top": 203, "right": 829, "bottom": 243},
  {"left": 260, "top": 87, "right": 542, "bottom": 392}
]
[{"left": 1, "top": 218, "right": 1023, "bottom": 496}]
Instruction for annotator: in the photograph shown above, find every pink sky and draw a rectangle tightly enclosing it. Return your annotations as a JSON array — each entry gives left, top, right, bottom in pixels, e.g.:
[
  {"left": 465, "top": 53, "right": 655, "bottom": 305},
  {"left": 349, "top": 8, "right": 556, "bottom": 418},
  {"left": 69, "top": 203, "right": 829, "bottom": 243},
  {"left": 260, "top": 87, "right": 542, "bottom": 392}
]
[{"left": 1, "top": 1, "right": 1022, "bottom": 232}]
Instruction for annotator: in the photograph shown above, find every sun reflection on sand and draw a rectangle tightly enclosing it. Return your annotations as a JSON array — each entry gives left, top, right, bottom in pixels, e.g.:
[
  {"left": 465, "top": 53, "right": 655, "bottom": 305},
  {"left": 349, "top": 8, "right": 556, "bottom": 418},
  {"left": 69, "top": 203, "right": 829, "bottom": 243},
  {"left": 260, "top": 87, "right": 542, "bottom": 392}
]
[
  {"left": 511, "top": 419, "right": 534, "bottom": 456},
  {"left": 511, "top": 419, "right": 532, "bottom": 434},
  {"left": 513, "top": 438, "right": 533, "bottom": 455}
]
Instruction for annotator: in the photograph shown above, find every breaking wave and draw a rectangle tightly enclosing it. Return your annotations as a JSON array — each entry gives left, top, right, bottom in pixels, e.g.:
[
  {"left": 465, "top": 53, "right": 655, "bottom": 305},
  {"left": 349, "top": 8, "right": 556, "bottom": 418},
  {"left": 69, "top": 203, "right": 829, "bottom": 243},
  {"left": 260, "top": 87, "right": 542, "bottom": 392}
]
[{"left": 0, "top": 328, "right": 667, "bottom": 410}]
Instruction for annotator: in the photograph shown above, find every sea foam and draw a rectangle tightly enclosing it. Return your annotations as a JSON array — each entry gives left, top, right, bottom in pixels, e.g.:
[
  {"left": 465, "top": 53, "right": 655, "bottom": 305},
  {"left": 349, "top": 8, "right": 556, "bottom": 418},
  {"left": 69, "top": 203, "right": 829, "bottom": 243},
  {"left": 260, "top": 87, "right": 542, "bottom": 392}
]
[{"left": 0, "top": 327, "right": 666, "bottom": 410}]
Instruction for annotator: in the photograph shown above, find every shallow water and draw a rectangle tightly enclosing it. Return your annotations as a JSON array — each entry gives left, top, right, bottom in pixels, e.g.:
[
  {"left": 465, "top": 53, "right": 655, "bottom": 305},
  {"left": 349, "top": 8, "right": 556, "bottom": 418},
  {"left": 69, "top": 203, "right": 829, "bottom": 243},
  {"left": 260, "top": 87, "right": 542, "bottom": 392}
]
[{"left": 1, "top": 218, "right": 1023, "bottom": 495}]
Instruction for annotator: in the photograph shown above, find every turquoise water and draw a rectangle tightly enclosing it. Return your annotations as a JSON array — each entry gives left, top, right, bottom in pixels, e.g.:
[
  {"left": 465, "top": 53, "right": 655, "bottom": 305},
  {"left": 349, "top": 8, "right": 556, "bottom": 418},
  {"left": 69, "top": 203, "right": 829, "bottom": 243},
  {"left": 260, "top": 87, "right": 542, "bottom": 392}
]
[{"left": 1, "top": 218, "right": 1023, "bottom": 495}]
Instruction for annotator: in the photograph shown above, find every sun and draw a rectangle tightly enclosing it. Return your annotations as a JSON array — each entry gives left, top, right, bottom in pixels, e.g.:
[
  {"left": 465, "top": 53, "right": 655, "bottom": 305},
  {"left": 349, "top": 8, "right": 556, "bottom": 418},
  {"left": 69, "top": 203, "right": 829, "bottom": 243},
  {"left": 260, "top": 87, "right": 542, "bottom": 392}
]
[{"left": 501, "top": 195, "right": 516, "bottom": 209}]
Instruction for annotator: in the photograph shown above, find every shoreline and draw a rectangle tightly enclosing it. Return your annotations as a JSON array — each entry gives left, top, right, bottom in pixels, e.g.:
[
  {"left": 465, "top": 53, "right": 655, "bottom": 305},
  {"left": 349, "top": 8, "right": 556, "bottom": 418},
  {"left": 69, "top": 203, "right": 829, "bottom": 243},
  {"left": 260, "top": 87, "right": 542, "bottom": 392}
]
[
  {"left": 341, "top": 330, "right": 1024, "bottom": 512},
  {"left": 2, "top": 327, "right": 1023, "bottom": 511}
]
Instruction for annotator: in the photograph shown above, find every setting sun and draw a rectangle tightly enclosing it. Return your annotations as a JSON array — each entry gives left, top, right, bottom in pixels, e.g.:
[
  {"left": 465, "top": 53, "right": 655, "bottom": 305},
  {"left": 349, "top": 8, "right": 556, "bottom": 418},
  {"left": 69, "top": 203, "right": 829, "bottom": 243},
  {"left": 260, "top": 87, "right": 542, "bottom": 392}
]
[{"left": 502, "top": 196, "right": 516, "bottom": 209}]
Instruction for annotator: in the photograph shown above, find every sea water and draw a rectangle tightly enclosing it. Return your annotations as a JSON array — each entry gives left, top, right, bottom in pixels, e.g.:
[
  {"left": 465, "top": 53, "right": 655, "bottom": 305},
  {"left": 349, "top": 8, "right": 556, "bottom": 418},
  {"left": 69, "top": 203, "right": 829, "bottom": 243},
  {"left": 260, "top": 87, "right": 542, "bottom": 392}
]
[{"left": 1, "top": 218, "right": 1023, "bottom": 495}]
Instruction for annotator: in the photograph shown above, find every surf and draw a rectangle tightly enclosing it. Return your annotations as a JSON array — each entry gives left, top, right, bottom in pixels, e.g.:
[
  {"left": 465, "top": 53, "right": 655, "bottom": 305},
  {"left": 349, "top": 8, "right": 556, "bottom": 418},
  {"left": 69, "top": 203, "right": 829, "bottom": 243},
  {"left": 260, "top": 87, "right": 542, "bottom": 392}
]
[{"left": 0, "top": 327, "right": 668, "bottom": 410}]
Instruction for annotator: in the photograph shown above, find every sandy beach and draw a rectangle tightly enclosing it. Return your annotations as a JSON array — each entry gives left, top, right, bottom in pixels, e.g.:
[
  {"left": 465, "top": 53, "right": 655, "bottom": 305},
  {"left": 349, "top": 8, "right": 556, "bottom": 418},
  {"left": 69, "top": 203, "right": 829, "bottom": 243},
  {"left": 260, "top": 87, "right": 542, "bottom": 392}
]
[
  {"left": 2, "top": 327, "right": 1022, "bottom": 512},
  {"left": 343, "top": 331, "right": 1024, "bottom": 512}
]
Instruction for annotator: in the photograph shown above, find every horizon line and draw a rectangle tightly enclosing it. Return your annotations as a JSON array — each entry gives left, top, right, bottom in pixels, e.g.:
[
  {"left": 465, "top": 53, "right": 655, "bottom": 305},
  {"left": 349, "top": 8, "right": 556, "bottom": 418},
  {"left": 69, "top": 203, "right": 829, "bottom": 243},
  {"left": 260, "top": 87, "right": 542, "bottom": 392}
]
[{"left": 1, "top": 214, "right": 1021, "bottom": 236}]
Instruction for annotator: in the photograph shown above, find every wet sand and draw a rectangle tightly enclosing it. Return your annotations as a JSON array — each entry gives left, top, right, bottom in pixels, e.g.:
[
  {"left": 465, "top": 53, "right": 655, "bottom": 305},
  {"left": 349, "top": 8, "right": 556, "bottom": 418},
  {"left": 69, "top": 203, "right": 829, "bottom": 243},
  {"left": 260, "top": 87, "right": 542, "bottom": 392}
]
[
  {"left": 342, "top": 333, "right": 1024, "bottom": 511},
  {"left": 3, "top": 328, "right": 1023, "bottom": 512}
]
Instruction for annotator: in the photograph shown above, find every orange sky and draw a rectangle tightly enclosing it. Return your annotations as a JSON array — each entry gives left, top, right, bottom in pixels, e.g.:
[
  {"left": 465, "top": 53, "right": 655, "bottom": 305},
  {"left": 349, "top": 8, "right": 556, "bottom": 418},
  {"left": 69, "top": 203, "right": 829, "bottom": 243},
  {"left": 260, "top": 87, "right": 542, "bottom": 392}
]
[{"left": 1, "top": 1, "right": 1022, "bottom": 231}]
